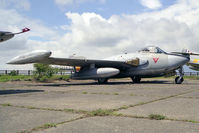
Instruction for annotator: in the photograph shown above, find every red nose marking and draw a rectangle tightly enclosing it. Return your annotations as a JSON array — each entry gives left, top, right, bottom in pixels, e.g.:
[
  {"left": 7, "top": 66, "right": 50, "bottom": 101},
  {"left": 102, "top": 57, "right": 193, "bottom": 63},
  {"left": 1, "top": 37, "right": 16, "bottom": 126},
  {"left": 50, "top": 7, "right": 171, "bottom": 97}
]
[{"left": 153, "top": 57, "right": 159, "bottom": 63}]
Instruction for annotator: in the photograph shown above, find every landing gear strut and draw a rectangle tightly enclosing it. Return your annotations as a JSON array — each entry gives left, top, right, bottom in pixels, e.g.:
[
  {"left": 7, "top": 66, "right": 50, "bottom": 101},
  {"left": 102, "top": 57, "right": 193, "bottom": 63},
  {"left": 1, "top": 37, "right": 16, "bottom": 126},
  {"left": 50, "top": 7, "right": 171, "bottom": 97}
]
[
  {"left": 131, "top": 76, "right": 141, "bottom": 83},
  {"left": 175, "top": 67, "right": 184, "bottom": 84},
  {"left": 98, "top": 78, "right": 108, "bottom": 84}
]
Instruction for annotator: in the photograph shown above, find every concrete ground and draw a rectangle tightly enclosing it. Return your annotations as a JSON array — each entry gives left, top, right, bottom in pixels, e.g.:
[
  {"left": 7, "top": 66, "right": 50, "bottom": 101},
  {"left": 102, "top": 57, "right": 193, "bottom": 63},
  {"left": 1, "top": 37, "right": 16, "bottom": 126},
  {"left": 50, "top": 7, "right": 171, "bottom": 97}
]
[{"left": 0, "top": 78, "right": 199, "bottom": 133}]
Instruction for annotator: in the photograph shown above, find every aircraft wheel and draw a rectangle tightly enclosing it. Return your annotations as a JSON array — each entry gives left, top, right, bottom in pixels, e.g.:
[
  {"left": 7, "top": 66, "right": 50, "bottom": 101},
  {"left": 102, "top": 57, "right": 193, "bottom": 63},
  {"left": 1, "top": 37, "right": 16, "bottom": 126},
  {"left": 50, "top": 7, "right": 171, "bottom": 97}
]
[
  {"left": 175, "top": 76, "right": 184, "bottom": 84},
  {"left": 131, "top": 76, "right": 141, "bottom": 83},
  {"left": 98, "top": 78, "right": 108, "bottom": 84}
]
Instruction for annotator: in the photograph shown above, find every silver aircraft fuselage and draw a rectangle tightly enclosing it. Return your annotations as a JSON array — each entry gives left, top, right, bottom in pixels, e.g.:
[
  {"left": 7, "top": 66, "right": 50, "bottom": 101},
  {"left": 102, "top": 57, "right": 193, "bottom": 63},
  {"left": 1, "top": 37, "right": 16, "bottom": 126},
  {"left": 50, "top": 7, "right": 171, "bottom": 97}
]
[{"left": 104, "top": 52, "right": 189, "bottom": 78}]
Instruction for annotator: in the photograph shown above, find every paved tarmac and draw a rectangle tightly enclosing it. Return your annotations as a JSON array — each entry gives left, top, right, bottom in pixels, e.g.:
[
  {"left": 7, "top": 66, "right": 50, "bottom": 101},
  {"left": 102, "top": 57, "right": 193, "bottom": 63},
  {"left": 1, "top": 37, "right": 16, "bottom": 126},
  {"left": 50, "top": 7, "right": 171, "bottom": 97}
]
[{"left": 0, "top": 78, "right": 199, "bottom": 133}]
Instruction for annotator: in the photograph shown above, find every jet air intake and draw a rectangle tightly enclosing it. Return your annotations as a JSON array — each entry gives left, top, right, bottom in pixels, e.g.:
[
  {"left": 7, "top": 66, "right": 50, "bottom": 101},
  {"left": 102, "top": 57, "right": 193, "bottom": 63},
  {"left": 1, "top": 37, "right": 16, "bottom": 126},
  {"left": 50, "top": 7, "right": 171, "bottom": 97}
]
[{"left": 72, "top": 68, "right": 120, "bottom": 79}]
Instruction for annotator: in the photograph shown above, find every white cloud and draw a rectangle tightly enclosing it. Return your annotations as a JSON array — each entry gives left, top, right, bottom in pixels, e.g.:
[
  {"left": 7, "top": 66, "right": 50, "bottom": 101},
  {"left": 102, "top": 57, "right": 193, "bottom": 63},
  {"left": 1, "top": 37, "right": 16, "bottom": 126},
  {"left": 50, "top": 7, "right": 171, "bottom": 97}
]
[
  {"left": 2, "top": 0, "right": 199, "bottom": 71},
  {"left": 56, "top": 0, "right": 199, "bottom": 59},
  {"left": 54, "top": 0, "right": 106, "bottom": 7},
  {"left": 55, "top": 0, "right": 73, "bottom": 6},
  {"left": 57, "top": 12, "right": 192, "bottom": 58},
  {"left": 0, "top": 8, "right": 60, "bottom": 69},
  {"left": 140, "top": 0, "right": 162, "bottom": 9},
  {"left": 0, "top": 0, "right": 31, "bottom": 11}
]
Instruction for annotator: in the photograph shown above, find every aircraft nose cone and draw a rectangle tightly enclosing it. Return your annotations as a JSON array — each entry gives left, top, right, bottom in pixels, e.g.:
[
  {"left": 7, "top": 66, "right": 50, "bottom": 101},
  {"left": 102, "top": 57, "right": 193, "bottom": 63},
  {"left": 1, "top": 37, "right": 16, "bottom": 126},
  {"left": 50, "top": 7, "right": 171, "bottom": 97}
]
[{"left": 168, "top": 55, "right": 189, "bottom": 68}]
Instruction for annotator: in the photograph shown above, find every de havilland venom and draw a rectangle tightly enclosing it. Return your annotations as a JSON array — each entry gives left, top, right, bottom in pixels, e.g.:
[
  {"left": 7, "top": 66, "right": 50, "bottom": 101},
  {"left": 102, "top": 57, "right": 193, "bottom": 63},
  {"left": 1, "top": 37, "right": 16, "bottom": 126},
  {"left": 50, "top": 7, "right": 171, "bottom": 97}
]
[
  {"left": 0, "top": 28, "right": 30, "bottom": 43},
  {"left": 7, "top": 46, "right": 199, "bottom": 84}
]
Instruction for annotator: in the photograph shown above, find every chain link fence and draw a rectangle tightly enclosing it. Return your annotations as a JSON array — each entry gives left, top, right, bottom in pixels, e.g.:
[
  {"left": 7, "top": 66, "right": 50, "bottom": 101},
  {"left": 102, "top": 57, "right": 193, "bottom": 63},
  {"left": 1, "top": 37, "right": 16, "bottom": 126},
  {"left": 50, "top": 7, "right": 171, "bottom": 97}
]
[
  {"left": 0, "top": 70, "right": 73, "bottom": 76},
  {"left": 0, "top": 70, "right": 199, "bottom": 76}
]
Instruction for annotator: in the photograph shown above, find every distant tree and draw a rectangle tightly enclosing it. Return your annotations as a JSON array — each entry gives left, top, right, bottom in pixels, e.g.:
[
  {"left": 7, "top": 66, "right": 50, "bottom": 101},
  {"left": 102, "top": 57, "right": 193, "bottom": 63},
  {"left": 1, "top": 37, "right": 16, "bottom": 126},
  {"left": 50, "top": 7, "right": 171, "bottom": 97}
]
[{"left": 33, "top": 63, "right": 57, "bottom": 82}]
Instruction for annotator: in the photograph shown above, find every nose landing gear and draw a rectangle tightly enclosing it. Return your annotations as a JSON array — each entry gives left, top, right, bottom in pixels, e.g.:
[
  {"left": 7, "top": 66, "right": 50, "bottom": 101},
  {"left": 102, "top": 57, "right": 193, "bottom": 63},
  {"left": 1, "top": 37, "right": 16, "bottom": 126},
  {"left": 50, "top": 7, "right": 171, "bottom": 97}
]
[
  {"left": 175, "top": 76, "right": 184, "bottom": 84},
  {"left": 175, "top": 67, "right": 184, "bottom": 84}
]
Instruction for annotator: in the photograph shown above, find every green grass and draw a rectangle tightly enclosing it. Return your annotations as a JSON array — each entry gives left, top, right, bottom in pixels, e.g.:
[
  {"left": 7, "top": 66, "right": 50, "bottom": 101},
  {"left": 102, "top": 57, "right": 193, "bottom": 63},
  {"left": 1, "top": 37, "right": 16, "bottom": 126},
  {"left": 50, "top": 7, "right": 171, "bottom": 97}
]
[
  {"left": 1, "top": 103, "right": 11, "bottom": 106},
  {"left": 113, "top": 92, "right": 119, "bottom": 95},
  {"left": 118, "top": 105, "right": 129, "bottom": 110},
  {"left": 149, "top": 114, "right": 166, "bottom": 120},
  {"left": 0, "top": 75, "right": 71, "bottom": 82},
  {"left": 30, "top": 123, "right": 56, "bottom": 131},
  {"left": 42, "top": 123, "right": 56, "bottom": 128},
  {"left": 91, "top": 92, "right": 110, "bottom": 95},
  {"left": 183, "top": 76, "right": 199, "bottom": 80},
  {"left": 82, "top": 91, "right": 88, "bottom": 94},
  {"left": 185, "top": 120, "right": 199, "bottom": 123},
  {"left": 26, "top": 106, "right": 37, "bottom": 109},
  {"left": 88, "top": 109, "right": 114, "bottom": 116},
  {"left": 51, "top": 75, "right": 70, "bottom": 81},
  {"left": 152, "top": 76, "right": 199, "bottom": 80},
  {"left": 1, "top": 74, "right": 199, "bottom": 82},
  {"left": 0, "top": 75, "right": 32, "bottom": 82}
]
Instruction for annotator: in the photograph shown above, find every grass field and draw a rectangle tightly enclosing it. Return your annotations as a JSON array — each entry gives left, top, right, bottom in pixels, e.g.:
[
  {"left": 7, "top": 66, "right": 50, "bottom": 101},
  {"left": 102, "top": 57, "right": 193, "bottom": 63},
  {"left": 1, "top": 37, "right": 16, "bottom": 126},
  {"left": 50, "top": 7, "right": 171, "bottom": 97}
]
[
  {"left": 0, "top": 75, "right": 198, "bottom": 82},
  {"left": 0, "top": 75, "right": 70, "bottom": 82}
]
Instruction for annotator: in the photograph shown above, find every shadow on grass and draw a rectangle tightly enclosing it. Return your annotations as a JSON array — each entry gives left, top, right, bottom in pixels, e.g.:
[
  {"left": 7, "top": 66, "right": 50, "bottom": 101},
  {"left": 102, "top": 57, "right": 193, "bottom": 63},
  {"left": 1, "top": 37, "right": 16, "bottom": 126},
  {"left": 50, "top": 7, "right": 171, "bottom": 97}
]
[{"left": 0, "top": 90, "right": 44, "bottom": 95}]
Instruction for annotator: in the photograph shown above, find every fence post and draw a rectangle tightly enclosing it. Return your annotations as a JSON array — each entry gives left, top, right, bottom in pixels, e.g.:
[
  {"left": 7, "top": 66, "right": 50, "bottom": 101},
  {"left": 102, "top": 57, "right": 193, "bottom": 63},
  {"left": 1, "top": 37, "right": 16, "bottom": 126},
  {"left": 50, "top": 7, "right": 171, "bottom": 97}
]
[{"left": 17, "top": 70, "right": 19, "bottom": 75}]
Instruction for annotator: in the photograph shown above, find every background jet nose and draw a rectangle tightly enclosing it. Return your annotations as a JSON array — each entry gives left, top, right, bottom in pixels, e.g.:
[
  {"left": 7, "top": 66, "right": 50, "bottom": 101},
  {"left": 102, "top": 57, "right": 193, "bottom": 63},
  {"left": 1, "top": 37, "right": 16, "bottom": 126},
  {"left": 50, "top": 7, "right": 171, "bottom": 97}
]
[{"left": 168, "top": 55, "right": 189, "bottom": 67}]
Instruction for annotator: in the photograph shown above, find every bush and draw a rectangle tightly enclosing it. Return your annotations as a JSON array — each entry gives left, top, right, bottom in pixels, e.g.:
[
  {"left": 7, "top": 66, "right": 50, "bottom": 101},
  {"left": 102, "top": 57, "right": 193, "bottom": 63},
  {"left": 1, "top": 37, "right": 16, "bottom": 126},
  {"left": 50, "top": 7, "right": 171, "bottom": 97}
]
[
  {"left": 8, "top": 70, "right": 18, "bottom": 76},
  {"left": 33, "top": 63, "right": 57, "bottom": 82}
]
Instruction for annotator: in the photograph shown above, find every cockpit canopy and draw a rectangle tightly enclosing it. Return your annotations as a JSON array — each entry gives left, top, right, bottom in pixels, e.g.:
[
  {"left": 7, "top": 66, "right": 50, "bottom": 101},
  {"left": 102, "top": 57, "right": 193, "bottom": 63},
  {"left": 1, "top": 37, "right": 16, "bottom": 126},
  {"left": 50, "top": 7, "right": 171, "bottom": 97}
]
[{"left": 138, "top": 46, "right": 167, "bottom": 54}]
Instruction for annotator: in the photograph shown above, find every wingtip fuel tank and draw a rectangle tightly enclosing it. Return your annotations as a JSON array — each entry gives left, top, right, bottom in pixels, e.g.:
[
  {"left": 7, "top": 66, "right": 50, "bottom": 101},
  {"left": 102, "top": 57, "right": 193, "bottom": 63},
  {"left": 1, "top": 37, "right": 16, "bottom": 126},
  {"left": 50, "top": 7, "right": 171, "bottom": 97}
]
[{"left": 7, "top": 50, "right": 51, "bottom": 64}]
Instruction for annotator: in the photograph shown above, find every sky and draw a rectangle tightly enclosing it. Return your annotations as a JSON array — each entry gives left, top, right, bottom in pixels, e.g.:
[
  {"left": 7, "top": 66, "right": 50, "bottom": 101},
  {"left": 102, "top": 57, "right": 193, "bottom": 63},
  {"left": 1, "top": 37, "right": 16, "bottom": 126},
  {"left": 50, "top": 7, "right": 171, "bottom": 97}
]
[{"left": 0, "top": 0, "right": 199, "bottom": 71}]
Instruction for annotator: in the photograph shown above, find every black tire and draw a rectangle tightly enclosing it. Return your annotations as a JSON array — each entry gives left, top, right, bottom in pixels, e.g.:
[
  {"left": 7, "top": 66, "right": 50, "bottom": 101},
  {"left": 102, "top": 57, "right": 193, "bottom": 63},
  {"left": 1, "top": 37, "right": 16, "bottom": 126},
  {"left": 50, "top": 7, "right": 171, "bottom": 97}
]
[
  {"left": 98, "top": 78, "right": 108, "bottom": 84},
  {"left": 131, "top": 76, "right": 141, "bottom": 83},
  {"left": 175, "top": 76, "right": 184, "bottom": 84}
]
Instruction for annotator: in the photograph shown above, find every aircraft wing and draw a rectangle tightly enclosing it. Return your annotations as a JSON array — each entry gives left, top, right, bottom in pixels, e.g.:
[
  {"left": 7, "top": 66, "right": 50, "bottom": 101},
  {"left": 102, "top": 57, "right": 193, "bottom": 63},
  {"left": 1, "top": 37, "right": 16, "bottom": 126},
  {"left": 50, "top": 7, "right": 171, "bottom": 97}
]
[
  {"left": 41, "top": 57, "right": 133, "bottom": 68},
  {"left": 7, "top": 50, "right": 139, "bottom": 69},
  {"left": 187, "top": 63, "right": 199, "bottom": 71},
  {"left": 187, "top": 56, "right": 199, "bottom": 71},
  {"left": 0, "top": 28, "right": 30, "bottom": 43},
  {"left": 0, "top": 31, "right": 14, "bottom": 42}
]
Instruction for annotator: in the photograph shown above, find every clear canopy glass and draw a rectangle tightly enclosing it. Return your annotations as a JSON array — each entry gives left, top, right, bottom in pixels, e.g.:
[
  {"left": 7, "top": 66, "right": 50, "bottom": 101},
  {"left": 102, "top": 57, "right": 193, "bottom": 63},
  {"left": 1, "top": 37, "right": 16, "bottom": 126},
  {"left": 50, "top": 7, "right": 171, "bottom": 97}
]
[{"left": 138, "top": 46, "right": 167, "bottom": 54}]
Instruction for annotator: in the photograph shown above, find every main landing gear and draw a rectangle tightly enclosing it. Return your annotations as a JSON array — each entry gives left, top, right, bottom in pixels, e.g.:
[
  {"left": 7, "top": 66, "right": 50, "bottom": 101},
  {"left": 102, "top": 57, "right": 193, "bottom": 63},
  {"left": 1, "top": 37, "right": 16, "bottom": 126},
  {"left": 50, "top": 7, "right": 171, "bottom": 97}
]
[
  {"left": 175, "top": 67, "right": 184, "bottom": 84},
  {"left": 131, "top": 76, "right": 141, "bottom": 83},
  {"left": 97, "top": 78, "right": 108, "bottom": 84}
]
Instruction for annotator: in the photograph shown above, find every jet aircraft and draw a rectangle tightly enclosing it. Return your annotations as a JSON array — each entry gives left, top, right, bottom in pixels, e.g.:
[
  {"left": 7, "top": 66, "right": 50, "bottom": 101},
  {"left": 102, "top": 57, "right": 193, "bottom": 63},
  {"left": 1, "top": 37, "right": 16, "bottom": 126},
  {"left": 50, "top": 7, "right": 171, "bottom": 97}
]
[
  {"left": 7, "top": 46, "right": 196, "bottom": 84},
  {"left": 0, "top": 28, "right": 30, "bottom": 43}
]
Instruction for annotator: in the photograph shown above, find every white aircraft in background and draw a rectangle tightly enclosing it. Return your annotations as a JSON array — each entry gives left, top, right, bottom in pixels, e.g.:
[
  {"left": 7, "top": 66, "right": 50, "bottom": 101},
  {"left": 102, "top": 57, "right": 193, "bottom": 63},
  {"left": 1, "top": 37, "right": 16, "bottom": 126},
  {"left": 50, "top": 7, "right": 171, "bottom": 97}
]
[
  {"left": 175, "top": 49, "right": 199, "bottom": 71},
  {"left": 187, "top": 55, "right": 199, "bottom": 71},
  {"left": 0, "top": 28, "right": 30, "bottom": 43},
  {"left": 7, "top": 46, "right": 199, "bottom": 84}
]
